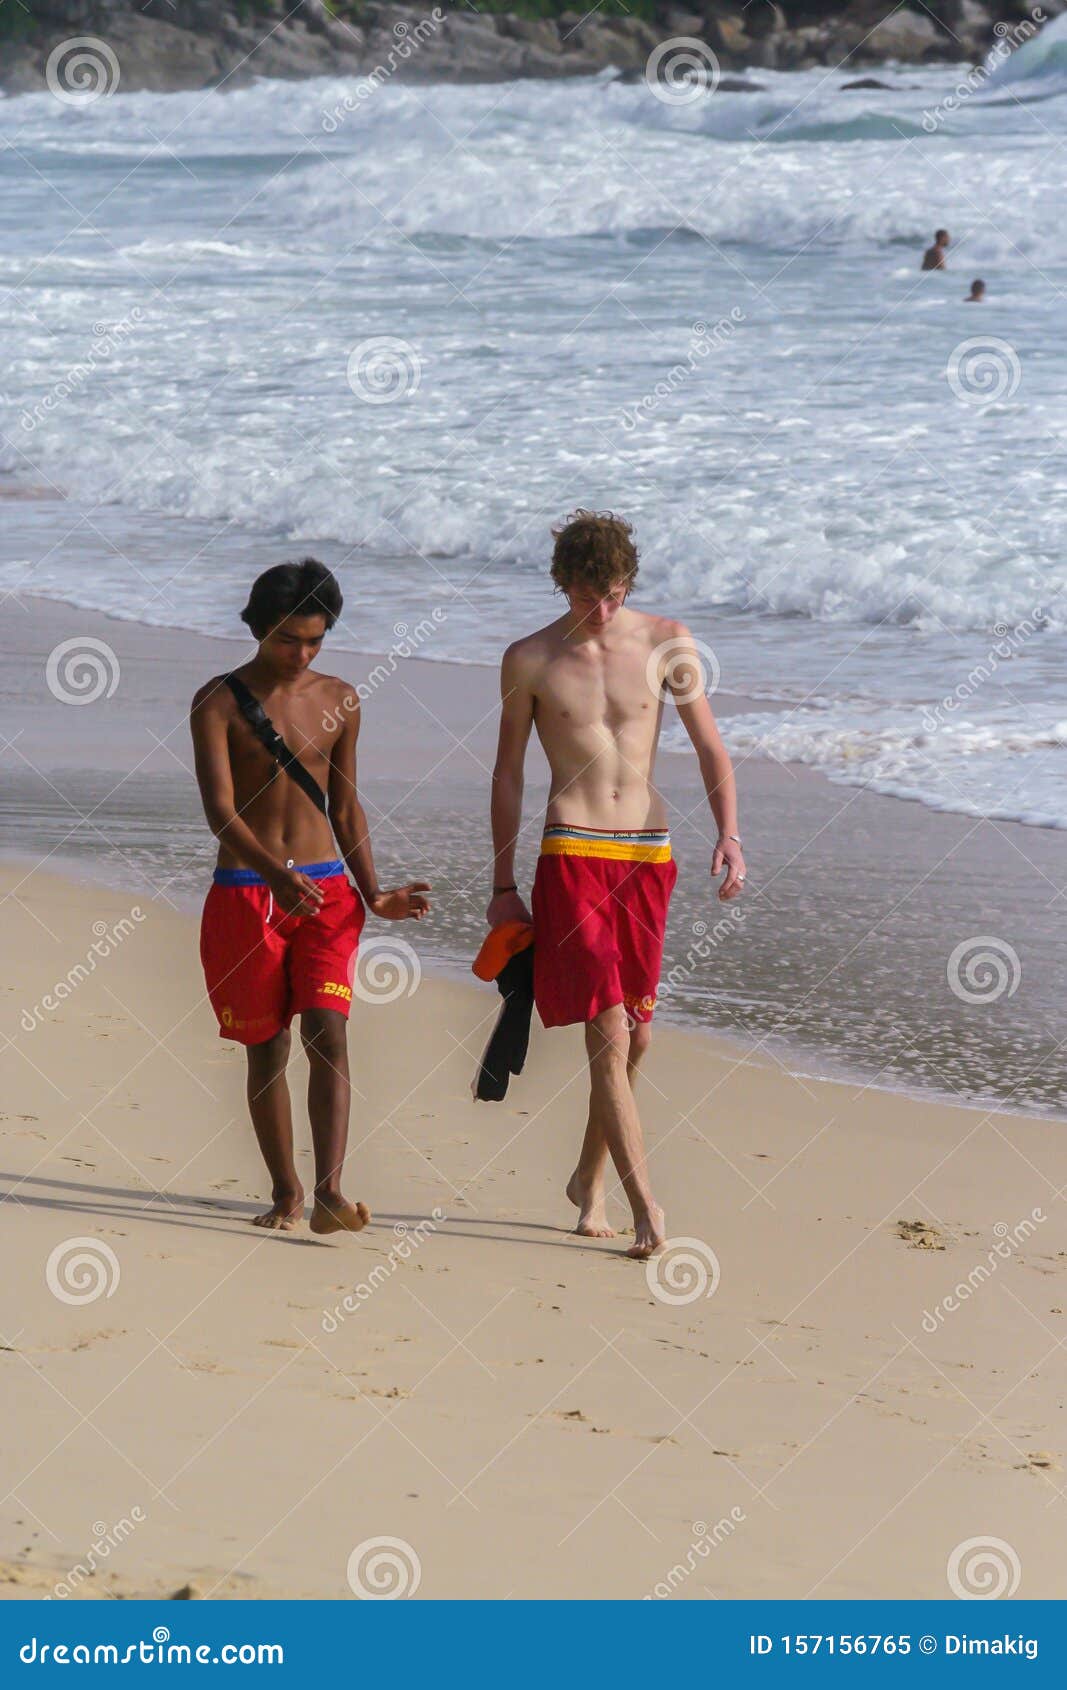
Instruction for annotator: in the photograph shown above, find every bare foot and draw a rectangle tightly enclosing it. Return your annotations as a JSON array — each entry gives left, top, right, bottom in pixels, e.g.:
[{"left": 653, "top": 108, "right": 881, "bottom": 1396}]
[
  {"left": 626, "top": 1203, "right": 666, "bottom": 1260},
  {"left": 309, "top": 1193, "right": 371, "bottom": 1236},
  {"left": 251, "top": 1188, "right": 304, "bottom": 1231},
  {"left": 566, "top": 1169, "right": 615, "bottom": 1239}
]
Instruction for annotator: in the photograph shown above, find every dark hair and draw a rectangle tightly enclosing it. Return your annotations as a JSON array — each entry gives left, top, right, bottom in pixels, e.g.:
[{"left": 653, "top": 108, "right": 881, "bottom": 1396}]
[
  {"left": 971, "top": 278, "right": 985, "bottom": 289},
  {"left": 240, "top": 558, "right": 343, "bottom": 639},
  {"left": 550, "top": 509, "right": 639, "bottom": 595},
  {"left": 936, "top": 229, "right": 949, "bottom": 242}
]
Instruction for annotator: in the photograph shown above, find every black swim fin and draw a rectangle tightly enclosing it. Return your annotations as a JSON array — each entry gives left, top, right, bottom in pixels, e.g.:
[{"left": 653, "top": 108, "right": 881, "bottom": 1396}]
[{"left": 472, "top": 945, "right": 535, "bottom": 1103}]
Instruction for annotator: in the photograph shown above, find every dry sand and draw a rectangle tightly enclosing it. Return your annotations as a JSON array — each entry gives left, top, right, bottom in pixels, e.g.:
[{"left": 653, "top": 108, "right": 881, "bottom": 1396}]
[{"left": 3, "top": 864, "right": 1066, "bottom": 1600}]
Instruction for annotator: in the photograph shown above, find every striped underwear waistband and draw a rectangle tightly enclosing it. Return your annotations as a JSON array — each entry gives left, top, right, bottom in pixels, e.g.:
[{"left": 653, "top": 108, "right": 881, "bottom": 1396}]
[
  {"left": 540, "top": 824, "right": 672, "bottom": 864},
  {"left": 212, "top": 858, "right": 346, "bottom": 887}
]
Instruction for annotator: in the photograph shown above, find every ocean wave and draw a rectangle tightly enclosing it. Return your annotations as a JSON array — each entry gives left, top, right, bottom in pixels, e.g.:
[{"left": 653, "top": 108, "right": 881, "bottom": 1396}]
[{"left": 700, "top": 707, "right": 1067, "bottom": 829}]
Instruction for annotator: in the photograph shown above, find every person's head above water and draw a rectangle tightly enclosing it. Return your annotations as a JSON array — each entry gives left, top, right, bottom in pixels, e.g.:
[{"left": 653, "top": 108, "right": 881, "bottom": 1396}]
[
  {"left": 966, "top": 278, "right": 986, "bottom": 301},
  {"left": 240, "top": 557, "right": 343, "bottom": 671},
  {"left": 550, "top": 509, "right": 638, "bottom": 632},
  {"left": 935, "top": 229, "right": 950, "bottom": 247}
]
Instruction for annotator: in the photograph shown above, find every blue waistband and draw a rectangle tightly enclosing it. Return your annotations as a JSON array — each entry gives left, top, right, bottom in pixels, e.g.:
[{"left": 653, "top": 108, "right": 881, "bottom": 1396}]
[{"left": 213, "top": 859, "right": 346, "bottom": 887}]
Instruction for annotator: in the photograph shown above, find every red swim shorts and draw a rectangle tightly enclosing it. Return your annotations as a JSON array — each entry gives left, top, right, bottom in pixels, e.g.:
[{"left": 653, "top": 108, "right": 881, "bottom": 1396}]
[
  {"left": 200, "top": 859, "right": 365, "bottom": 1045},
  {"left": 531, "top": 825, "right": 677, "bottom": 1029}
]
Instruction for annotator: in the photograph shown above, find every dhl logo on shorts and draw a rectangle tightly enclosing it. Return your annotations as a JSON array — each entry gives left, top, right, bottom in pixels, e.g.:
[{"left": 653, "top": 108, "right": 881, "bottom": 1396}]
[{"left": 320, "top": 980, "right": 352, "bottom": 1002}]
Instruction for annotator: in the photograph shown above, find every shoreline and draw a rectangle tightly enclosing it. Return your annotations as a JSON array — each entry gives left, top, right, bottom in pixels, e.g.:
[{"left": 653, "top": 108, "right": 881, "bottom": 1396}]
[
  {"left": 0, "top": 840, "right": 1053, "bottom": 1133},
  {"left": 4, "top": 590, "right": 1066, "bottom": 1119}
]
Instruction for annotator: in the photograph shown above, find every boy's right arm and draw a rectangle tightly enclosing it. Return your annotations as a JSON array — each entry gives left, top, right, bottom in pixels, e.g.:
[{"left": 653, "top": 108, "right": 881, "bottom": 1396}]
[{"left": 486, "top": 644, "right": 535, "bottom": 928}]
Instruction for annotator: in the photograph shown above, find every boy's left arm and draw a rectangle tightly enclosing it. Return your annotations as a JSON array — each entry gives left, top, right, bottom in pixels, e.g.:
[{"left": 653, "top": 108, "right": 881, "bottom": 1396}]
[
  {"left": 328, "top": 689, "right": 430, "bottom": 921},
  {"left": 663, "top": 623, "right": 746, "bottom": 902}
]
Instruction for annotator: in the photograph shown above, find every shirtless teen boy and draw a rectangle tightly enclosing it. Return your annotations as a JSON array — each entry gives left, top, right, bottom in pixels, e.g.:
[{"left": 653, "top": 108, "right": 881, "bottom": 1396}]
[
  {"left": 487, "top": 513, "right": 745, "bottom": 1258},
  {"left": 191, "top": 559, "right": 429, "bottom": 1235}
]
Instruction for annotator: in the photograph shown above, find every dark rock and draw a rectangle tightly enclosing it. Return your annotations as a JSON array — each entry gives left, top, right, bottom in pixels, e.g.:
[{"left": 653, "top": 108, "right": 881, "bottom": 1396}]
[
  {"left": 737, "top": 0, "right": 786, "bottom": 38},
  {"left": 840, "top": 76, "right": 895, "bottom": 89},
  {"left": 861, "top": 7, "right": 944, "bottom": 62},
  {"left": 496, "top": 16, "right": 562, "bottom": 54}
]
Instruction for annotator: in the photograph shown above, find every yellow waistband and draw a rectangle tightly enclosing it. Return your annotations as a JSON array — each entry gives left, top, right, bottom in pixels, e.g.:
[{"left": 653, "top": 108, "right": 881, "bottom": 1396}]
[{"left": 540, "top": 835, "right": 672, "bottom": 864}]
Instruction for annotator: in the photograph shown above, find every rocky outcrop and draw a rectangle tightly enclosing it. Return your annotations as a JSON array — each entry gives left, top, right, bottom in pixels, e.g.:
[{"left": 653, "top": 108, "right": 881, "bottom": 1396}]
[{"left": 1, "top": 0, "right": 1063, "bottom": 95}]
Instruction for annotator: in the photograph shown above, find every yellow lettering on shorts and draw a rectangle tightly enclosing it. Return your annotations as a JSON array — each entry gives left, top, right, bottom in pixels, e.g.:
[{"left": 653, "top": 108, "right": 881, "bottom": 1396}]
[{"left": 320, "top": 981, "right": 353, "bottom": 1002}]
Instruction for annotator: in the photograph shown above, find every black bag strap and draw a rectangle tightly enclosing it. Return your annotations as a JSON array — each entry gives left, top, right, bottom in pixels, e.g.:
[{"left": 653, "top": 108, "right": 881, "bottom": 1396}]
[{"left": 224, "top": 673, "right": 328, "bottom": 816}]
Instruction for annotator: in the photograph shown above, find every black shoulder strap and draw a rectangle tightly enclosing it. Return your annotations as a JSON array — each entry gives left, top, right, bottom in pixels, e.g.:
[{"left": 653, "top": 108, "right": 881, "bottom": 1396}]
[{"left": 224, "top": 674, "right": 328, "bottom": 816}]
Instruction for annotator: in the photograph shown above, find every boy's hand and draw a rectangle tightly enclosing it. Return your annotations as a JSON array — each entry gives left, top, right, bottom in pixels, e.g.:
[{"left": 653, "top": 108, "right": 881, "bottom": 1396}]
[
  {"left": 267, "top": 866, "right": 326, "bottom": 916},
  {"left": 370, "top": 883, "right": 431, "bottom": 921},
  {"left": 486, "top": 888, "right": 532, "bottom": 928},
  {"left": 712, "top": 836, "right": 746, "bottom": 902}
]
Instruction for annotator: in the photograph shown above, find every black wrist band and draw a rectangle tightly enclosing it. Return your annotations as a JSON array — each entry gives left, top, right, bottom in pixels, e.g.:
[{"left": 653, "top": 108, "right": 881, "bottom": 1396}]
[{"left": 493, "top": 883, "right": 517, "bottom": 894}]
